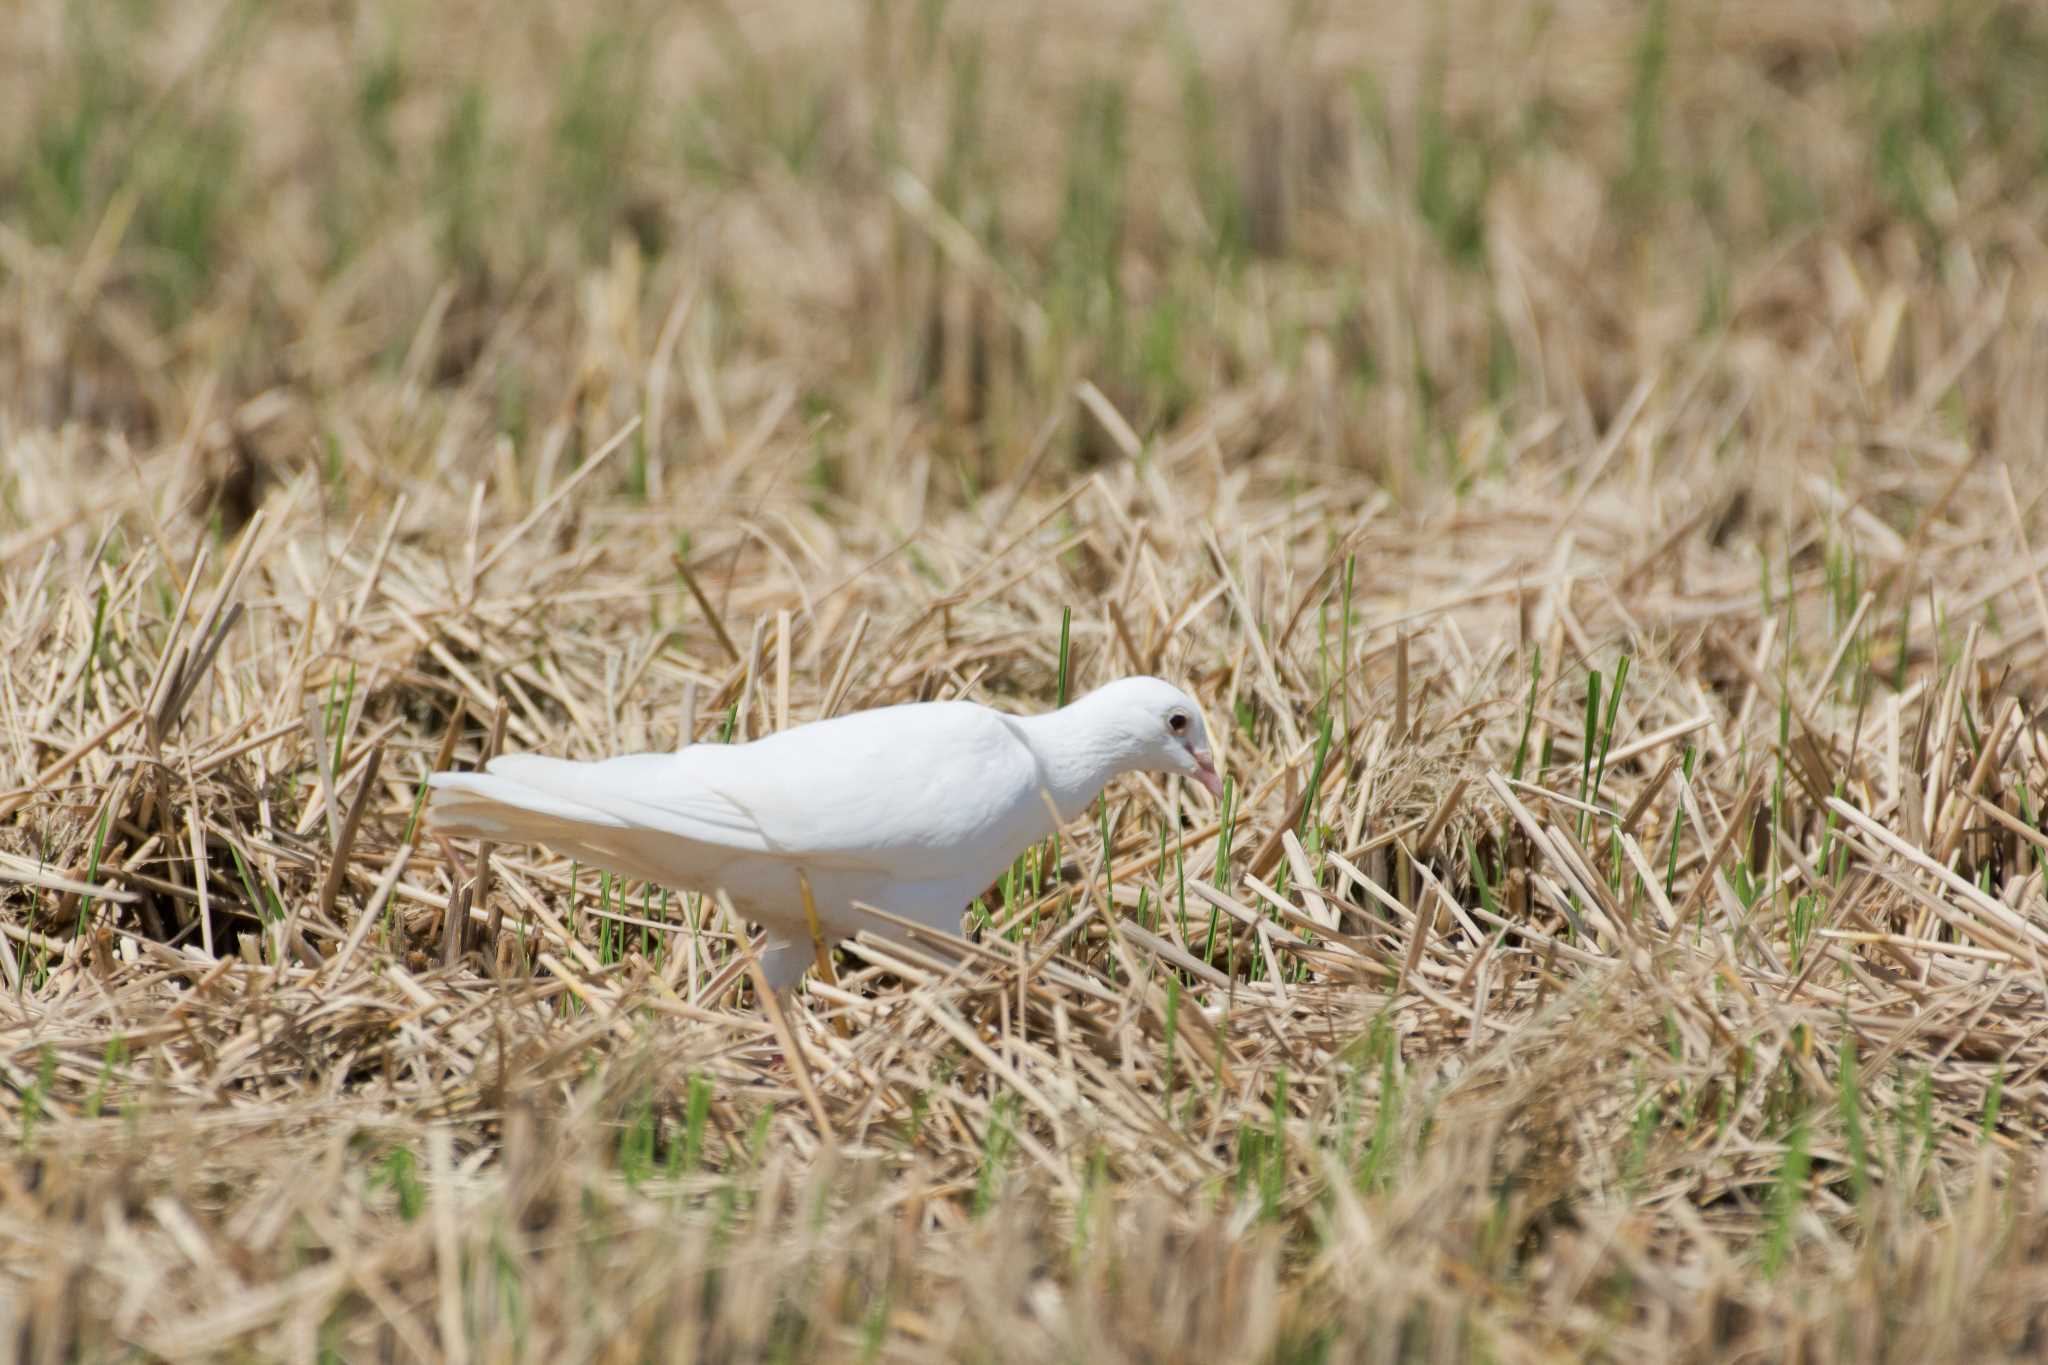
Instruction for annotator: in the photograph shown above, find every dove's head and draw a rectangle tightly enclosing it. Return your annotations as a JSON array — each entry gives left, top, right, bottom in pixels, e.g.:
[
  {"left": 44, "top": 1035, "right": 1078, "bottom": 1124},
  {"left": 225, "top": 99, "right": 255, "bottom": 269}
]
[{"left": 1079, "top": 676, "right": 1223, "bottom": 797}]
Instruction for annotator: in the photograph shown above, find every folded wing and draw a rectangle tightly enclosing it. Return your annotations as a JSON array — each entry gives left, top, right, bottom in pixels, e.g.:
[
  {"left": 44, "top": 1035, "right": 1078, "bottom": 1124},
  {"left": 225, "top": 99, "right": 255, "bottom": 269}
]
[
  {"left": 426, "top": 751, "right": 785, "bottom": 888},
  {"left": 425, "top": 700, "right": 1045, "bottom": 889}
]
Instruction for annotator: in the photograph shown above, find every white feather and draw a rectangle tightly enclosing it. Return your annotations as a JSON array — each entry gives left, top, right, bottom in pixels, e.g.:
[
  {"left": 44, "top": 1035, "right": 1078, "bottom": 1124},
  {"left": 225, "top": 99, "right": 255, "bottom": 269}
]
[{"left": 426, "top": 676, "right": 1218, "bottom": 997}]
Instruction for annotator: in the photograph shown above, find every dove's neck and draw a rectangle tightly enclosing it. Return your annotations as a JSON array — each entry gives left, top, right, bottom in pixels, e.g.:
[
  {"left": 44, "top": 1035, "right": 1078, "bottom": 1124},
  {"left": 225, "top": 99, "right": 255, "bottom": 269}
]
[{"left": 1015, "top": 695, "right": 1144, "bottom": 825}]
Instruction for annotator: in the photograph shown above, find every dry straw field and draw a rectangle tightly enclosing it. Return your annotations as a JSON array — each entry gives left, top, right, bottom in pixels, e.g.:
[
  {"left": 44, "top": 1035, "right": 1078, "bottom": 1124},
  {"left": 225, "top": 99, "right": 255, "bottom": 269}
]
[{"left": 6, "top": 0, "right": 2048, "bottom": 1359}]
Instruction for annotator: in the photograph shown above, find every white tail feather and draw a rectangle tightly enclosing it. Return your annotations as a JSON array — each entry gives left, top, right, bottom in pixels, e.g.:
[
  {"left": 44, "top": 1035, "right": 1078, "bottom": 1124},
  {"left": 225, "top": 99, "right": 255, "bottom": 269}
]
[{"left": 426, "top": 768, "right": 694, "bottom": 888}]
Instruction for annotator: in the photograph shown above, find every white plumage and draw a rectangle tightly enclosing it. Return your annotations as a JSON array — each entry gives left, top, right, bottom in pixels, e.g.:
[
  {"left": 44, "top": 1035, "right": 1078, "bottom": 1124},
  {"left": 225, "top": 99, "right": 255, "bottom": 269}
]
[{"left": 426, "top": 676, "right": 1220, "bottom": 997}]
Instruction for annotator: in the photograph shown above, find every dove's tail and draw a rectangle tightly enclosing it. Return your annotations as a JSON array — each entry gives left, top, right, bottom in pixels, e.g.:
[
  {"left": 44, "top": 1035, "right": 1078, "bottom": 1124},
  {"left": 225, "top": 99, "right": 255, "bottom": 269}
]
[
  {"left": 428, "top": 758, "right": 623, "bottom": 835},
  {"left": 429, "top": 756, "right": 822, "bottom": 1002},
  {"left": 425, "top": 755, "right": 687, "bottom": 888}
]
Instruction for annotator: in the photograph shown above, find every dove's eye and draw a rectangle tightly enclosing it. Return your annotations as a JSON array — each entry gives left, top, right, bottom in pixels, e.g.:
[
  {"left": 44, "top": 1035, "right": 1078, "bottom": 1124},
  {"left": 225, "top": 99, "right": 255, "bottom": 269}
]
[{"left": 1168, "top": 712, "right": 1189, "bottom": 735}]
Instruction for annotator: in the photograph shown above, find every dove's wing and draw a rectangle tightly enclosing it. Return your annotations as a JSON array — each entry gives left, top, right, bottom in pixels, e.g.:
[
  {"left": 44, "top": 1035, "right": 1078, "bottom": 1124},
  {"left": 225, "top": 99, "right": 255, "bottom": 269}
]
[
  {"left": 426, "top": 699, "right": 1051, "bottom": 888},
  {"left": 425, "top": 751, "right": 768, "bottom": 890}
]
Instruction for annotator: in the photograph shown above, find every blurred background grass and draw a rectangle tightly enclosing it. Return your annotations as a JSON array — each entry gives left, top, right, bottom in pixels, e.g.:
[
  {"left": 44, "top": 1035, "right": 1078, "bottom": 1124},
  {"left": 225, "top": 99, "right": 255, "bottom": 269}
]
[{"left": 7, "top": 0, "right": 2045, "bottom": 514}]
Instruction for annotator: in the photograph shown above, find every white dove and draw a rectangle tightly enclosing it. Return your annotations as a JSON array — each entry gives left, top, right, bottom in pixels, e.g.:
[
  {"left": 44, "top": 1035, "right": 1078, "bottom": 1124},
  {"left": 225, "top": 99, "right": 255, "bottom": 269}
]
[{"left": 425, "top": 676, "right": 1221, "bottom": 997}]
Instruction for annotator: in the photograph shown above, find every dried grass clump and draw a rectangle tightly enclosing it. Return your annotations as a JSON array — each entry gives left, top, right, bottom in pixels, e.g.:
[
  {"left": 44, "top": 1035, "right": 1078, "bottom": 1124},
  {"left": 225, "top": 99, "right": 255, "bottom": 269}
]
[{"left": 8, "top": 0, "right": 2048, "bottom": 1359}]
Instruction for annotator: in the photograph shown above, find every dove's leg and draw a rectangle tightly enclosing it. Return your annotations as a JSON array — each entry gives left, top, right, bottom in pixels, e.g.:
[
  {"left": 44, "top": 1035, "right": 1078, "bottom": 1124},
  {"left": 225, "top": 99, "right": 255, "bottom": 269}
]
[
  {"left": 690, "top": 930, "right": 809, "bottom": 1011},
  {"left": 755, "top": 935, "right": 813, "bottom": 1003}
]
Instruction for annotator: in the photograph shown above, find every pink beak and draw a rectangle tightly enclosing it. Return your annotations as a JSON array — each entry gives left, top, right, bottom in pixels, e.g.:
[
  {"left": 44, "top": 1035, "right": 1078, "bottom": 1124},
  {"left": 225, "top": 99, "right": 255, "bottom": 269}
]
[{"left": 1192, "top": 752, "right": 1223, "bottom": 797}]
